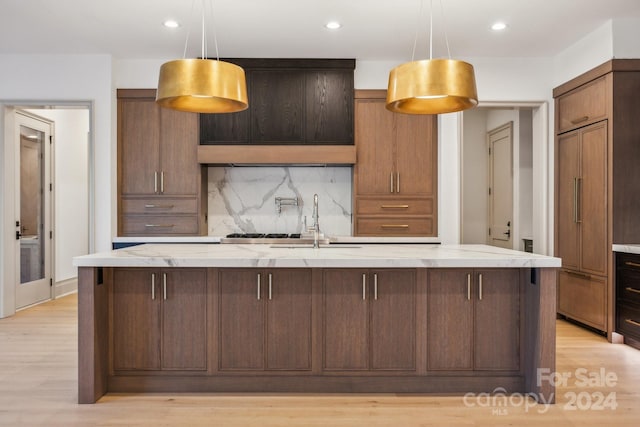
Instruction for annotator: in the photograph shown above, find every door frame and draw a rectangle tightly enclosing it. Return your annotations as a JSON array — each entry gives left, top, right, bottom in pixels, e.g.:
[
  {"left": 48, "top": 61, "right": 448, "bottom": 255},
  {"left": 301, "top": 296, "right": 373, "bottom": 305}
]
[
  {"left": 0, "top": 100, "right": 95, "bottom": 318},
  {"left": 460, "top": 101, "right": 550, "bottom": 255}
]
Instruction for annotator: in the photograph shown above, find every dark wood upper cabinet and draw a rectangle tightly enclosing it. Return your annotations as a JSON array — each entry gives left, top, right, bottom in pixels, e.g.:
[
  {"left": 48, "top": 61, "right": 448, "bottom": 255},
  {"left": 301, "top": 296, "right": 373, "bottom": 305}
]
[{"left": 200, "top": 59, "right": 355, "bottom": 145}]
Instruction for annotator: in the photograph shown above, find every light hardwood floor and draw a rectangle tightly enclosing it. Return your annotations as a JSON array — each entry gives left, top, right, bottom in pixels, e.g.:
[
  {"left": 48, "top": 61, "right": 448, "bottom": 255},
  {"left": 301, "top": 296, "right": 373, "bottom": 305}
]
[{"left": 1, "top": 293, "right": 639, "bottom": 426}]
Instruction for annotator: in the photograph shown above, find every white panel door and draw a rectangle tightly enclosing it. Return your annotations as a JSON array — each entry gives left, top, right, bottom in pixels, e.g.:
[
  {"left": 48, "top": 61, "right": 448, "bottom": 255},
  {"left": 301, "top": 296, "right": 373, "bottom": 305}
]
[{"left": 487, "top": 122, "right": 513, "bottom": 249}]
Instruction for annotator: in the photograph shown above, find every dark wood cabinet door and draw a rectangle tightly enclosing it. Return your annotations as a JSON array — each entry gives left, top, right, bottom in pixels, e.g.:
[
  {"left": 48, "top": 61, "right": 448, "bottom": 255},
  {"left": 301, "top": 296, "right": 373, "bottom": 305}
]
[
  {"left": 370, "top": 270, "right": 416, "bottom": 370},
  {"left": 427, "top": 269, "right": 473, "bottom": 371},
  {"left": 159, "top": 108, "right": 199, "bottom": 196},
  {"left": 394, "top": 114, "right": 437, "bottom": 196},
  {"left": 162, "top": 269, "right": 207, "bottom": 370},
  {"left": 305, "top": 70, "right": 353, "bottom": 144},
  {"left": 323, "top": 269, "right": 369, "bottom": 370},
  {"left": 556, "top": 131, "right": 581, "bottom": 271},
  {"left": 219, "top": 269, "right": 265, "bottom": 370},
  {"left": 251, "top": 70, "right": 304, "bottom": 143},
  {"left": 112, "top": 269, "right": 161, "bottom": 370},
  {"left": 580, "top": 122, "right": 607, "bottom": 276},
  {"left": 473, "top": 269, "right": 520, "bottom": 371},
  {"left": 119, "top": 99, "right": 159, "bottom": 196},
  {"left": 354, "top": 99, "right": 395, "bottom": 196},
  {"left": 200, "top": 110, "right": 250, "bottom": 144},
  {"left": 266, "top": 269, "right": 313, "bottom": 370}
]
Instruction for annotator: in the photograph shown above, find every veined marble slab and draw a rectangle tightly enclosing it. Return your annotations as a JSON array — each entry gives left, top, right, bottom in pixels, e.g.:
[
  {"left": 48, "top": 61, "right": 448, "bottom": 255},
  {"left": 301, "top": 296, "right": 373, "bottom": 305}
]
[
  {"left": 613, "top": 244, "right": 640, "bottom": 255},
  {"left": 74, "top": 244, "right": 560, "bottom": 269},
  {"left": 112, "top": 236, "right": 440, "bottom": 244}
]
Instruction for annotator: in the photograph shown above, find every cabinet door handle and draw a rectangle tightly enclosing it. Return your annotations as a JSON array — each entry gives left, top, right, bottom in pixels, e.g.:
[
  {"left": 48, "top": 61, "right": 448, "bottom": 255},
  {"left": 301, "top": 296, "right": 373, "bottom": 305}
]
[
  {"left": 381, "top": 204, "right": 409, "bottom": 209},
  {"left": 160, "top": 171, "right": 165, "bottom": 194},
  {"left": 144, "top": 204, "right": 175, "bottom": 209},
  {"left": 397, "top": 172, "right": 400, "bottom": 193},
  {"left": 257, "top": 274, "right": 261, "bottom": 300},
  {"left": 144, "top": 224, "right": 175, "bottom": 228},
  {"left": 390, "top": 172, "right": 394, "bottom": 193},
  {"left": 154, "top": 171, "right": 158, "bottom": 194},
  {"left": 362, "top": 274, "right": 366, "bottom": 300},
  {"left": 374, "top": 273, "right": 378, "bottom": 300},
  {"left": 151, "top": 273, "right": 156, "bottom": 300},
  {"left": 625, "top": 287, "right": 640, "bottom": 295},
  {"left": 570, "top": 115, "right": 589, "bottom": 125},
  {"left": 268, "top": 273, "right": 273, "bottom": 300},
  {"left": 478, "top": 273, "right": 483, "bottom": 301},
  {"left": 381, "top": 224, "right": 409, "bottom": 229},
  {"left": 625, "top": 261, "right": 640, "bottom": 269},
  {"left": 573, "top": 177, "right": 578, "bottom": 223},
  {"left": 467, "top": 274, "right": 471, "bottom": 301},
  {"left": 163, "top": 273, "right": 167, "bottom": 300},
  {"left": 625, "top": 318, "right": 640, "bottom": 328},
  {"left": 565, "top": 270, "right": 591, "bottom": 280}
]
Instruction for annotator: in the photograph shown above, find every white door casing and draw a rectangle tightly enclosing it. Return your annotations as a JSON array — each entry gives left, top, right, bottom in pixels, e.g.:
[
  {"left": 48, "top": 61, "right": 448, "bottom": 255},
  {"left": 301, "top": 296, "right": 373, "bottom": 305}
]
[{"left": 487, "top": 122, "right": 513, "bottom": 249}]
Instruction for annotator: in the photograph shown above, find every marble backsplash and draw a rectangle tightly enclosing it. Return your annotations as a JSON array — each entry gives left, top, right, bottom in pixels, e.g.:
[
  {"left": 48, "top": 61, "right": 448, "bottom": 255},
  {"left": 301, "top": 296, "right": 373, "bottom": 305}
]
[{"left": 207, "top": 166, "right": 353, "bottom": 237}]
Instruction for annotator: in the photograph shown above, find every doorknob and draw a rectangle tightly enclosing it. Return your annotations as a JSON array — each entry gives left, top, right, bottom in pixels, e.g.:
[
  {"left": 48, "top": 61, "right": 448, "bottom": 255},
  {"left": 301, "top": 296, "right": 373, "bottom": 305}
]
[
  {"left": 504, "top": 230, "right": 511, "bottom": 237},
  {"left": 16, "top": 230, "right": 22, "bottom": 240}
]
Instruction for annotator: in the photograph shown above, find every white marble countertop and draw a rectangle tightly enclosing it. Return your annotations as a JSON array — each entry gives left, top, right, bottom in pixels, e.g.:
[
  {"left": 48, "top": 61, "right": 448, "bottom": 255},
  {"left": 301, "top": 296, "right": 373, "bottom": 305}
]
[
  {"left": 74, "top": 243, "right": 560, "bottom": 269},
  {"left": 112, "top": 236, "right": 441, "bottom": 244},
  {"left": 612, "top": 244, "right": 640, "bottom": 255}
]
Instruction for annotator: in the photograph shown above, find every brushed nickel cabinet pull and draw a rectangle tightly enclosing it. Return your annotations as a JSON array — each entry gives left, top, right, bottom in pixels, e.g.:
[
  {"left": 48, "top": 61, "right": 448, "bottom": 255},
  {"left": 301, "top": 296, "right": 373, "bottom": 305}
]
[
  {"left": 397, "top": 172, "right": 400, "bottom": 193},
  {"left": 390, "top": 172, "right": 394, "bottom": 193},
  {"left": 565, "top": 270, "right": 591, "bottom": 280},
  {"left": 151, "top": 273, "right": 156, "bottom": 300},
  {"left": 374, "top": 273, "right": 378, "bottom": 300},
  {"left": 625, "top": 318, "right": 640, "bottom": 327},
  {"left": 573, "top": 177, "right": 578, "bottom": 223},
  {"left": 570, "top": 116, "right": 589, "bottom": 125},
  {"left": 381, "top": 224, "right": 409, "bottom": 229},
  {"left": 144, "top": 224, "right": 175, "bottom": 228},
  {"left": 257, "top": 274, "right": 261, "bottom": 301},
  {"left": 154, "top": 171, "right": 158, "bottom": 194},
  {"left": 625, "top": 287, "right": 640, "bottom": 295},
  {"left": 576, "top": 178, "right": 582, "bottom": 223},
  {"left": 625, "top": 261, "right": 640, "bottom": 269},
  {"left": 478, "top": 274, "right": 483, "bottom": 301},
  {"left": 467, "top": 274, "right": 471, "bottom": 301},
  {"left": 163, "top": 273, "right": 167, "bottom": 300},
  {"left": 268, "top": 273, "right": 273, "bottom": 300},
  {"left": 362, "top": 274, "right": 366, "bottom": 300},
  {"left": 144, "top": 204, "right": 175, "bottom": 209},
  {"left": 160, "top": 171, "right": 165, "bottom": 194},
  {"left": 381, "top": 204, "right": 410, "bottom": 209}
]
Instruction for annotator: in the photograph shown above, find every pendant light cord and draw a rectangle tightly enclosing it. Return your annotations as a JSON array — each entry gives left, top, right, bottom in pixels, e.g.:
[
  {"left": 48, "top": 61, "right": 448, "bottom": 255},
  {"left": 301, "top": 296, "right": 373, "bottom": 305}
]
[
  {"left": 209, "top": 0, "right": 221, "bottom": 60},
  {"left": 181, "top": 0, "right": 220, "bottom": 60},
  {"left": 439, "top": 0, "right": 452, "bottom": 59},
  {"left": 410, "top": 0, "right": 424, "bottom": 61},
  {"left": 411, "top": 0, "right": 452, "bottom": 61},
  {"left": 182, "top": 0, "right": 197, "bottom": 59}
]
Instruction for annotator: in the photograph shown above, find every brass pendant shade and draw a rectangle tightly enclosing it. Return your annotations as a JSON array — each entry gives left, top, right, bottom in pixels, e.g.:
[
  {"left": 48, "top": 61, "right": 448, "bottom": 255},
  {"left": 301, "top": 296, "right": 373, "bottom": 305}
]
[
  {"left": 156, "top": 58, "right": 248, "bottom": 113},
  {"left": 386, "top": 59, "right": 478, "bottom": 114}
]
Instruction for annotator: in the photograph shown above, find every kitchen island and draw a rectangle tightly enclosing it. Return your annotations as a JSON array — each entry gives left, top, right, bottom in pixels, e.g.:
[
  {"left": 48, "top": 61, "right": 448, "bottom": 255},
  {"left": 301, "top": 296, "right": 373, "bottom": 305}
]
[{"left": 74, "top": 244, "right": 560, "bottom": 404}]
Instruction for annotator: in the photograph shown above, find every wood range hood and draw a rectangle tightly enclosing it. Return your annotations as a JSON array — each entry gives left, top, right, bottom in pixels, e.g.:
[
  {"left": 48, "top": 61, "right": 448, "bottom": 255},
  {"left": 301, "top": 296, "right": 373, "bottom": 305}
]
[{"left": 197, "top": 58, "right": 356, "bottom": 166}]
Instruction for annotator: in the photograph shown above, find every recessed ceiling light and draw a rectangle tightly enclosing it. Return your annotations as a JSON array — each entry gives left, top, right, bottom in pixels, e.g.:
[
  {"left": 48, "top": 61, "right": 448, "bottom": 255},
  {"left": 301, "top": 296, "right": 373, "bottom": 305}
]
[
  {"left": 491, "top": 22, "right": 507, "bottom": 31},
  {"left": 163, "top": 20, "right": 180, "bottom": 29},
  {"left": 325, "top": 21, "right": 341, "bottom": 30}
]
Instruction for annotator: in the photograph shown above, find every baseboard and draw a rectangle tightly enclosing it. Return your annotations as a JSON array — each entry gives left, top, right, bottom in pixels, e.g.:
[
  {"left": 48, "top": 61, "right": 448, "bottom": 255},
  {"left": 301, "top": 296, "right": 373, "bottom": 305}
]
[{"left": 55, "top": 277, "right": 77, "bottom": 298}]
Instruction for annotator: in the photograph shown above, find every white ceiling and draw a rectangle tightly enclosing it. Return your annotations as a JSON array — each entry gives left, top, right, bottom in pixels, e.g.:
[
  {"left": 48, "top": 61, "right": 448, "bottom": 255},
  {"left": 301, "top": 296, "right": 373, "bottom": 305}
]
[{"left": 2, "top": 0, "right": 640, "bottom": 61}]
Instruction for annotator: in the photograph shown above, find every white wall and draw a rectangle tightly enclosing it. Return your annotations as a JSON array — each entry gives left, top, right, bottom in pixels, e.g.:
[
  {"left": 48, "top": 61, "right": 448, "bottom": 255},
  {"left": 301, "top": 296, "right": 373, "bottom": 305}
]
[
  {"left": 25, "top": 109, "right": 90, "bottom": 283},
  {"left": 461, "top": 108, "right": 487, "bottom": 243}
]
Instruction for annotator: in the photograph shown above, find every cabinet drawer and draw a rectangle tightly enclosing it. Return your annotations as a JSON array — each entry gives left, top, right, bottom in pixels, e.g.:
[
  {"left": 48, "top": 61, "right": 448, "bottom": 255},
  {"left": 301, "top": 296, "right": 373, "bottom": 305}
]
[
  {"left": 355, "top": 217, "right": 434, "bottom": 236},
  {"left": 356, "top": 198, "right": 433, "bottom": 215},
  {"left": 557, "top": 270, "right": 606, "bottom": 331},
  {"left": 557, "top": 77, "right": 607, "bottom": 133},
  {"left": 121, "top": 197, "right": 199, "bottom": 215},
  {"left": 617, "top": 303, "right": 640, "bottom": 341},
  {"left": 617, "top": 268, "right": 640, "bottom": 305},
  {"left": 120, "top": 215, "right": 200, "bottom": 236}
]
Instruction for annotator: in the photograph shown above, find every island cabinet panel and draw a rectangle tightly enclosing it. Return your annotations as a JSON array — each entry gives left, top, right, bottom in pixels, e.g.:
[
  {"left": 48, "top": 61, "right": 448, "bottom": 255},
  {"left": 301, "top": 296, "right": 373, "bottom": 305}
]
[
  {"left": 427, "top": 269, "right": 521, "bottom": 372},
  {"left": 111, "top": 268, "right": 207, "bottom": 371},
  {"left": 218, "top": 268, "right": 312, "bottom": 371},
  {"left": 322, "top": 269, "right": 416, "bottom": 372}
]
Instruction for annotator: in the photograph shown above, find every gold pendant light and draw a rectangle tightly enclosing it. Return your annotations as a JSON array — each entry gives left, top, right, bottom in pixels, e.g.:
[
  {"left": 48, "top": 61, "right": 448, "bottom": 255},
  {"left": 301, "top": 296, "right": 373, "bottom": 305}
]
[
  {"left": 156, "top": 0, "right": 248, "bottom": 113},
  {"left": 386, "top": 0, "right": 478, "bottom": 114}
]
